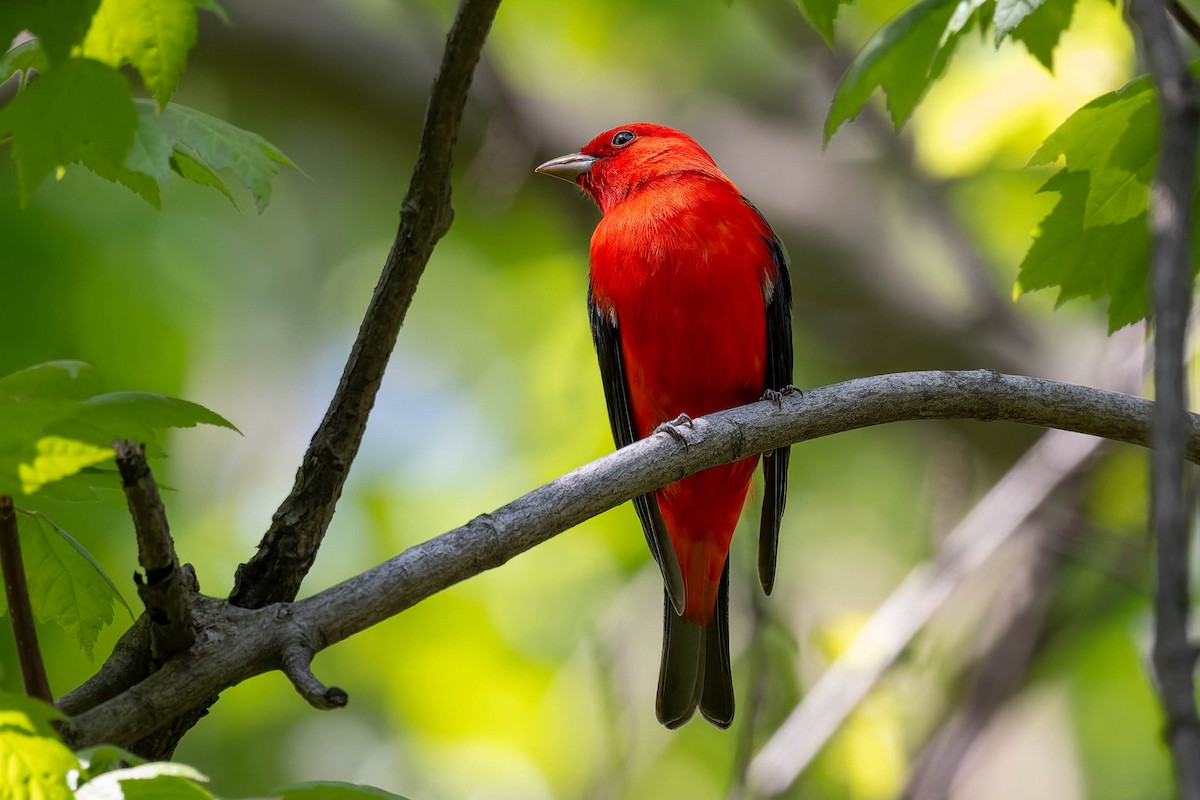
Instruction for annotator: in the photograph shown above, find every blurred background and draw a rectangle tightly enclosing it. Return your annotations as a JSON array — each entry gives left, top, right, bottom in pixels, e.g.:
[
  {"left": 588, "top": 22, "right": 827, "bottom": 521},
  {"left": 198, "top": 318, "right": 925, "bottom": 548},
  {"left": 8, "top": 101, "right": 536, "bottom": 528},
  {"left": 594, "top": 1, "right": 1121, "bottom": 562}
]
[{"left": 0, "top": 0, "right": 1168, "bottom": 797}]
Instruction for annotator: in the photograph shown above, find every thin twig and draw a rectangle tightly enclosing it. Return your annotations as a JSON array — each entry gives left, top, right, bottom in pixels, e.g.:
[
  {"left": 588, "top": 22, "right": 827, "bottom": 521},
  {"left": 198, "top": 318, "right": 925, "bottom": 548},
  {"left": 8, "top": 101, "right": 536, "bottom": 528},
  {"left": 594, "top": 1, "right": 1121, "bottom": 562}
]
[
  {"left": 0, "top": 496, "right": 52, "bottom": 703},
  {"left": 115, "top": 441, "right": 195, "bottom": 663},
  {"left": 1129, "top": 0, "right": 1200, "bottom": 794},
  {"left": 60, "top": 370, "right": 1200, "bottom": 748},
  {"left": 229, "top": 0, "right": 505, "bottom": 610}
]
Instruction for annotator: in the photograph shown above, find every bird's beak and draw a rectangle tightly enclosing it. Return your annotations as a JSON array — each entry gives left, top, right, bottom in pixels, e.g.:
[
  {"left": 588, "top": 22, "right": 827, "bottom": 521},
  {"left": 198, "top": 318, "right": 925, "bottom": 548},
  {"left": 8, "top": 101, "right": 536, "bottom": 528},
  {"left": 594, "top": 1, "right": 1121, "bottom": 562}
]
[{"left": 535, "top": 153, "right": 596, "bottom": 183}]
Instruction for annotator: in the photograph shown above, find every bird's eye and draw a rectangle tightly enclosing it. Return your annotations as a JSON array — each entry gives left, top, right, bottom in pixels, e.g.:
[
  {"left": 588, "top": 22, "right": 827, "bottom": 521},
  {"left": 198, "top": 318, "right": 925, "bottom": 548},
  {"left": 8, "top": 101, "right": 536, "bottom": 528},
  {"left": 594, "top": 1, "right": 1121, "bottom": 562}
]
[{"left": 611, "top": 130, "right": 636, "bottom": 147}]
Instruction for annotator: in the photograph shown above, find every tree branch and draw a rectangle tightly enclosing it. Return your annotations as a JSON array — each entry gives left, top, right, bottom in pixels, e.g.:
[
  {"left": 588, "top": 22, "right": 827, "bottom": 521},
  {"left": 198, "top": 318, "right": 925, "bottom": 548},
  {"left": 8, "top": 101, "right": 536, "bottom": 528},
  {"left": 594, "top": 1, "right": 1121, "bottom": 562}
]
[
  {"left": 115, "top": 441, "right": 195, "bottom": 664},
  {"left": 228, "top": 0, "right": 504, "bottom": 610},
  {"left": 61, "top": 371, "right": 1200, "bottom": 747},
  {"left": 1129, "top": 0, "right": 1200, "bottom": 794},
  {"left": 56, "top": 616, "right": 151, "bottom": 717},
  {"left": 0, "top": 497, "right": 52, "bottom": 703}
]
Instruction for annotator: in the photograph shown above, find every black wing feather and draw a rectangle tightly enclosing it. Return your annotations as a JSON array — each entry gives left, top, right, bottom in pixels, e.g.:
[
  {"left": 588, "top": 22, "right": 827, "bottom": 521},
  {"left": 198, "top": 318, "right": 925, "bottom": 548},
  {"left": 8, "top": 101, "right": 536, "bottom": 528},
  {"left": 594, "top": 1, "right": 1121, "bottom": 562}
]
[
  {"left": 758, "top": 231, "right": 793, "bottom": 596},
  {"left": 588, "top": 283, "right": 686, "bottom": 615}
]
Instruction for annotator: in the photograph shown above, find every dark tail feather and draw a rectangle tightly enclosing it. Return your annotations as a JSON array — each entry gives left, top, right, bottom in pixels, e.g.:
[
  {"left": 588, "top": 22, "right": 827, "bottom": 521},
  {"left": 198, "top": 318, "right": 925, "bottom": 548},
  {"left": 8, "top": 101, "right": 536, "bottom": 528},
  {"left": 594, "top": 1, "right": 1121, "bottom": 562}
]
[
  {"left": 656, "top": 562, "right": 735, "bottom": 729},
  {"left": 700, "top": 562, "right": 734, "bottom": 728}
]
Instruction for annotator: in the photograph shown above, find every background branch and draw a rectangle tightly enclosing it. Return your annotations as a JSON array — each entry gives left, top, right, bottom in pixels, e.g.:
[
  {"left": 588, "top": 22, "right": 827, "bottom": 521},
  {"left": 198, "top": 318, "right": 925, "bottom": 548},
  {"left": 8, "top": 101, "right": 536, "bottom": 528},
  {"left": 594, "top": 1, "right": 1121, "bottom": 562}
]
[
  {"left": 62, "top": 370, "right": 1200, "bottom": 748},
  {"left": 228, "top": 0, "right": 504, "bottom": 610},
  {"left": 1129, "top": 0, "right": 1200, "bottom": 793},
  {"left": 746, "top": 426, "right": 1104, "bottom": 795}
]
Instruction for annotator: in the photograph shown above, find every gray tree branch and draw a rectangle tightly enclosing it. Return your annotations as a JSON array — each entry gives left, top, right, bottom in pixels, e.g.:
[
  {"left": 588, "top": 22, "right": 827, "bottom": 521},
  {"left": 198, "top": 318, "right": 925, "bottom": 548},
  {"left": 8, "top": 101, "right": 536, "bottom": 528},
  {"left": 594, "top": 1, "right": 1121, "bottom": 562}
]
[
  {"left": 1129, "top": 0, "right": 1200, "bottom": 794},
  {"left": 61, "top": 370, "right": 1200, "bottom": 748},
  {"left": 228, "top": 0, "right": 504, "bottom": 610}
]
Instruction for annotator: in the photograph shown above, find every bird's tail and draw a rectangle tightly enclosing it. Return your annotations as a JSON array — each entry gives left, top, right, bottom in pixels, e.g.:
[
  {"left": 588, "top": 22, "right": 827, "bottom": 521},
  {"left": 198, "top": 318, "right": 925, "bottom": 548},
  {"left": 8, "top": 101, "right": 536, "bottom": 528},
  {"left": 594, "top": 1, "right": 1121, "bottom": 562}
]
[{"left": 656, "top": 561, "right": 734, "bottom": 729}]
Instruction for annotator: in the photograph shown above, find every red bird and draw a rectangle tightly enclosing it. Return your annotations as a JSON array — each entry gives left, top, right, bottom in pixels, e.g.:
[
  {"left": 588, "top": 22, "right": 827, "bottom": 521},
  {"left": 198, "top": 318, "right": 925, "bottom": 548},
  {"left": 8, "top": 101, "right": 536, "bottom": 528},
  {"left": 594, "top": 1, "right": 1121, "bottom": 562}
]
[{"left": 537, "top": 124, "right": 793, "bottom": 728}]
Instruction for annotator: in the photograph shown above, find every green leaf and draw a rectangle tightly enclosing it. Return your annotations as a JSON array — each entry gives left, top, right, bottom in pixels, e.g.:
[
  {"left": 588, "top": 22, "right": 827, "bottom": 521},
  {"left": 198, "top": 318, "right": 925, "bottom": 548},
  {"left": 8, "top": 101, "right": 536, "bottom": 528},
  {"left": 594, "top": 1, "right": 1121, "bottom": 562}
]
[
  {"left": 277, "top": 781, "right": 415, "bottom": 800},
  {"left": 796, "top": 0, "right": 846, "bottom": 44},
  {"left": 192, "top": 0, "right": 231, "bottom": 26},
  {"left": 59, "top": 391, "right": 239, "bottom": 450},
  {"left": 0, "top": 39, "right": 47, "bottom": 86},
  {"left": 825, "top": 0, "right": 968, "bottom": 141},
  {"left": 0, "top": 692, "right": 68, "bottom": 737},
  {"left": 74, "top": 762, "right": 213, "bottom": 800},
  {"left": 0, "top": 362, "right": 104, "bottom": 456},
  {"left": 0, "top": 0, "right": 101, "bottom": 65},
  {"left": 1016, "top": 170, "right": 1153, "bottom": 331},
  {"left": 0, "top": 57, "right": 137, "bottom": 204},
  {"left": 148, "top": 100, "right": 300, "bottom": 213},
  {"left": 1030, "top": 75, "right": 1157, "bottom": 228},
  {"left": 0, "top": 695, "right": 77, "bottom": 800},
  {"left": 126, "top": 103, "right": 177, "bottom": 183},
  {"left": 1008, "top": 0, "right": 1078, "bottom": 68},
  {"left": 0, "top": 362, "right": 236, "bottom": 498},
  {"left": 994, "top": 0, "right": 1042, "bottom": 43},
  {"left": 82, "top": 0, "right": 199, "bottom": 108},
  {"left": 15, "top": 510, "right": 132, "bottom": 658},
  {"left": 0, "top": 363, "right": 236, "bottom": 496},
  {"left": 76, "top": 744, "right": 147, "bottom": 780},
  {"left": 170, "top": 149, "right": 237, "bottom": 208}
]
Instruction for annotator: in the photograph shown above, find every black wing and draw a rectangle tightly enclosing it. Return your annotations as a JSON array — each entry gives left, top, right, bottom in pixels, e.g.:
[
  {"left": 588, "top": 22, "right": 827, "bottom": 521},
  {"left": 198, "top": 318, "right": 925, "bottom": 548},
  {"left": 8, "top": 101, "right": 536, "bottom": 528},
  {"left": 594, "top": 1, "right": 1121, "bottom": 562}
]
[
  {"left": 588, "top": 283, "right": 686, "bottom": 615},
  {"left": 758, "top": 231, "right": 793, "bottom": 595}
]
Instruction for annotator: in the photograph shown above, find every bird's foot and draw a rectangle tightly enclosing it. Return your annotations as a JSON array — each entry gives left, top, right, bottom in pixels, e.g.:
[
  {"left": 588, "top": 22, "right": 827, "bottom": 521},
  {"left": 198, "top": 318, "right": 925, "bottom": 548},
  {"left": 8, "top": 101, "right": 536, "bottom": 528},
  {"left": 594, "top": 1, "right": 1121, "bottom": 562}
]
[
  {"left": 761, "top": 384, "right": 802, "bottom": 408},
  {"left": 654, "top": 414, "right": 695, "bottom": 451}
]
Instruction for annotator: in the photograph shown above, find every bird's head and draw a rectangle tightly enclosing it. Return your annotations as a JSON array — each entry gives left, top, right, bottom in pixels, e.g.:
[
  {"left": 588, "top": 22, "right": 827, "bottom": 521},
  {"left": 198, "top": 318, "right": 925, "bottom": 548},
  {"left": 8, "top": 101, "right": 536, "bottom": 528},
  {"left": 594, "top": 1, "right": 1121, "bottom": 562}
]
[{"left": 535, "top": 123, "right": 723, "bottom": 213}]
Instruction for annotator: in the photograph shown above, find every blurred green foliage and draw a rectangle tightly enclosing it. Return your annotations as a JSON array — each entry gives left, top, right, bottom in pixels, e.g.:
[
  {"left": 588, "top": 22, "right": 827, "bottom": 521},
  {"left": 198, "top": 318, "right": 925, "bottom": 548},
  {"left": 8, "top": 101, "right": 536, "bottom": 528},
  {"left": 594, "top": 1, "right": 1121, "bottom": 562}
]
[{"left": 0, "top": 0, "right": 1177, "bottom": 797}]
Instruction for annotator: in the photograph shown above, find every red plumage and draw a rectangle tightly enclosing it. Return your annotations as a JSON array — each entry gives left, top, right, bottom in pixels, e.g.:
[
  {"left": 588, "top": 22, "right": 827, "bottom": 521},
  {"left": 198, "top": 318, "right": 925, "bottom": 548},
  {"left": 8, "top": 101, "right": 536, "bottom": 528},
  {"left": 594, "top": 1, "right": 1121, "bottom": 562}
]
[{"left": 537, "top": 123, "right": 793, "bottom": 729}]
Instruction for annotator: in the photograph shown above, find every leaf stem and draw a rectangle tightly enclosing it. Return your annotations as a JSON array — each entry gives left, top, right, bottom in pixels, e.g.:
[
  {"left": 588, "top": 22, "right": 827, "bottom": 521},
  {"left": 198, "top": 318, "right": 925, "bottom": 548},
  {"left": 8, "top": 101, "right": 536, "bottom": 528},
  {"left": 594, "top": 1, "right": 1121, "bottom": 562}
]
[{"left": 0, "top": 497, "right": 53, "bottom": 703}]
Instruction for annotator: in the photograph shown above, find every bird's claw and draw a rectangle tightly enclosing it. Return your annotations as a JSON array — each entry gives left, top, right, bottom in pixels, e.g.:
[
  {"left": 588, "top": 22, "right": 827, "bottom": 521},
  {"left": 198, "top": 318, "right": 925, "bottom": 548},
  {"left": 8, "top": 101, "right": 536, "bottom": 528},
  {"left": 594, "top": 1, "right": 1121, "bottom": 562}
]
[
  {"left": 654, "top": 414, "right": 695, "bottom": 451},
  {"left": 761, "top": 384, "right": 802, "bottom": 408}
]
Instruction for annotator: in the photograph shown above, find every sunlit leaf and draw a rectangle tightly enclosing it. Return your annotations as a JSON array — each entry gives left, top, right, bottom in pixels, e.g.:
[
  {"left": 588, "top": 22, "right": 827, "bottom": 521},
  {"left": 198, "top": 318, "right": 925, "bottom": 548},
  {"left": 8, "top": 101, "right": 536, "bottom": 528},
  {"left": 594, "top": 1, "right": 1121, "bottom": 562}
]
[
  {"left": 74, "top": 762, "right": 213, "bottom": 800},
  {"left": 83, "top": 0, "right": 199, "bottom": 108},
  {"left": 0, "top": 695, "right": 77, "bottom": 800},
  {"left": 16, "top": 510, "right": 132, "bottom": 659},
  {"left": 18, "top": 436, "right": 113, "bottom": 495},
  {"left": 278, "top": 781, "right": 415, "bottom": 800},
  {"left": 0, "top": 58, "right": 137, "bottom": 204}
]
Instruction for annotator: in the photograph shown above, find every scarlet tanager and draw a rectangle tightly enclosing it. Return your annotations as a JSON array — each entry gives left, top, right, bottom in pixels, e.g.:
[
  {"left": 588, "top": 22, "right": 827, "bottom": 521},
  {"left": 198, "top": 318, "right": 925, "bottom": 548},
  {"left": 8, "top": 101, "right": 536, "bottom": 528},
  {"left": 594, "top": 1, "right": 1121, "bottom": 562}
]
[{"left": 536, "top": 123, "right": 793, "bottom": 729}]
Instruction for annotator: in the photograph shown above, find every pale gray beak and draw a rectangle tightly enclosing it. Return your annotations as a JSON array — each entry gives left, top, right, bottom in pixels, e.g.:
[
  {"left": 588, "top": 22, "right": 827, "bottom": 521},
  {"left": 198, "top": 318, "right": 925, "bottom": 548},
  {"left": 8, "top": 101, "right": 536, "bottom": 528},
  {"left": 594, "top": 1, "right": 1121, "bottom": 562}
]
[{"left": 535, "top": 153, "right": 596, "bottom": 182}]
